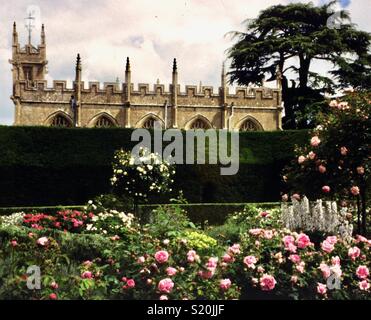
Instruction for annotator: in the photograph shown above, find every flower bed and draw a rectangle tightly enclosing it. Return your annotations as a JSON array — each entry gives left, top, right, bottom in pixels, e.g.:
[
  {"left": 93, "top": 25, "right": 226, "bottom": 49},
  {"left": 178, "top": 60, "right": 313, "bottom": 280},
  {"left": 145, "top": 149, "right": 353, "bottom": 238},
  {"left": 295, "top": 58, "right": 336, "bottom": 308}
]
[{"left": 0, "top": 204, "right": 370, "bottom": 300}]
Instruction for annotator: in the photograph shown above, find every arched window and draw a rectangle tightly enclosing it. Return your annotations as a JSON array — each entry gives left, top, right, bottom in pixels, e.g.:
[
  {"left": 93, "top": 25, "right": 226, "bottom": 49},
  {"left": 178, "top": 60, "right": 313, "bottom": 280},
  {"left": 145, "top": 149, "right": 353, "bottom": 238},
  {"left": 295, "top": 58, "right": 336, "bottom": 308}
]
[
  {"left": 240, "top": 119, "right": 260, "bottom": 131},
  {"left": 190, "top": 118, "right": 208, "bottom": 129},
  {"left": 95, "top": 116, "right": 115, "bottom": 128},
  {"left": 51, "top": 115, "right": 72, "bottom": 128},
  {"left": 142, "top": 117, "right": 156, "bottom": 129}
]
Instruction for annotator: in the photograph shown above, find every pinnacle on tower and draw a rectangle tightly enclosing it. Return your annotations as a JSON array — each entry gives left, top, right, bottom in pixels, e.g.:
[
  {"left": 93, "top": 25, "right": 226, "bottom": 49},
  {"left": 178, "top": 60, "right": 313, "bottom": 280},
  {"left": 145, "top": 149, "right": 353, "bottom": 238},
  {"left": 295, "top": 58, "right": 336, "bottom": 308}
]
[
  {"left": 173, "top": 58, "right": 177, "bottom": 73},
  {"left": 41, "top": 24, "right": 46, "bottom": 45},
  {"left": 76, "top": 54, "right": 82, "bottom": 71},
  {"left": 125, "top": 57, "right": 131, "bottom": 72},
  {"left": 12, "top": 22, "right": 18, "bottom": 45}
]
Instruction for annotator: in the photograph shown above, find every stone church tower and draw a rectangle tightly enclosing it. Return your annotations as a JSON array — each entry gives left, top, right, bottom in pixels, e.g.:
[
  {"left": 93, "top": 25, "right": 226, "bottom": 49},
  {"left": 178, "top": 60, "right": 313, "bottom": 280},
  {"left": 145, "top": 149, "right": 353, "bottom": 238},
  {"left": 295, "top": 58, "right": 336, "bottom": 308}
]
[{"left": 9, "top": 22, "right": 283, "bottom": 131}]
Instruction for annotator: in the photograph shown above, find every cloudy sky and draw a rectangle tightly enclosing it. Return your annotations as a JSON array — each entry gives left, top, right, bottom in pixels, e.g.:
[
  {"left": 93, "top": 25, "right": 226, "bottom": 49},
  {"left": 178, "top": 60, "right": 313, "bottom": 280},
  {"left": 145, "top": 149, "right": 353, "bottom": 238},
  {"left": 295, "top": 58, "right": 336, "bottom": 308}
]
[{"left": 0, "top": 0, "right": 369, "bottom": 125}]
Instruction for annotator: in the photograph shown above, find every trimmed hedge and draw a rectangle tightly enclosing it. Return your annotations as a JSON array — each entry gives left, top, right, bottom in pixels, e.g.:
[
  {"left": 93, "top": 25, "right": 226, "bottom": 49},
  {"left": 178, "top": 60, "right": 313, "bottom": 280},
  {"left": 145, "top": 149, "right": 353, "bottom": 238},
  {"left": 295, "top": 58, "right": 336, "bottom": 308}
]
[
  {"left": 0, "top": 126, "right": 309, "bottom": 206},
  {"left": 139, "top": 202, "right": 279, "bottom": 226}
]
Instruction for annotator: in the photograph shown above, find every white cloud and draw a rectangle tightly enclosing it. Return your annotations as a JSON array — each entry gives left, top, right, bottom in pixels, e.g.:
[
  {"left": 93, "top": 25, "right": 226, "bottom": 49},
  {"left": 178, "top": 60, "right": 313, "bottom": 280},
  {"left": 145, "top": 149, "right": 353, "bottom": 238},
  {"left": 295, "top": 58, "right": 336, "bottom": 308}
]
[{"left": 0, "top": 0, "right": 370, "bottom": 124}]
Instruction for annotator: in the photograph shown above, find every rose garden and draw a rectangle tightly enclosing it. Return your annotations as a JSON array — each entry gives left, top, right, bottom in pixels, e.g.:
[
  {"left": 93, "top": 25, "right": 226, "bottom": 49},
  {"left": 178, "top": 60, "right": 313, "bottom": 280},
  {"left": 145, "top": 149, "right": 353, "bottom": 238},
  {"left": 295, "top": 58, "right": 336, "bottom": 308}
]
[
  {"left": 0, "top": 93, "right": 370, "bottom": 300},
  {"left": 1, "top": 2, "right": 371, "bottom": 301}
]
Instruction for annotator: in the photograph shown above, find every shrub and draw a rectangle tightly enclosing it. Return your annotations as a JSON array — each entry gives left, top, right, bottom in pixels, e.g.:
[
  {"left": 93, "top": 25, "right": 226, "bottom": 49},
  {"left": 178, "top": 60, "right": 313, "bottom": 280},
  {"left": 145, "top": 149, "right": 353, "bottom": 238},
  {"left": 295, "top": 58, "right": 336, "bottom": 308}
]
[{"left": 111, "top": 148, "right": 175, "bottom": 203}]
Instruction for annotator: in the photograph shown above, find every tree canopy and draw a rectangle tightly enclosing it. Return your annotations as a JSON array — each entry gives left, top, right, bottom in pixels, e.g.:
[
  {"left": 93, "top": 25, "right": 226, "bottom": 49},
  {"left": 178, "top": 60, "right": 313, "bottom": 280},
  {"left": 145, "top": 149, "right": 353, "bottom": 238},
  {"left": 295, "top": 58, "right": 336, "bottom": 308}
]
[{"left": 227, "top": 1, "right": 371, "bottom": 129}]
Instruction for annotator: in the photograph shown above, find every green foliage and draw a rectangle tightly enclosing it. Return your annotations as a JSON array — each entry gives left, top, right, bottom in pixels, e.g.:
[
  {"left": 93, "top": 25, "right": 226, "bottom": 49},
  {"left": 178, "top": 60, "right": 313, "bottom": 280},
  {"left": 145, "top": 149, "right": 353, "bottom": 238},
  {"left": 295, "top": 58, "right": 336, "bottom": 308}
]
[
  {"left": 0, "top": 202, "right": 370, "bottom": 300},
  {"left": 0, "top": 126, "right": 308, "bottom": 206},
  {"left": 179, "top": 231, "right": 217, "bottom": 251},
  {"left": 227, "top": 1, "right": 371, "bottom": 128},
  {"left": 206, "top": 205, "right": 281, "bottom": 245},
  {"left": 111, "top": 148, "right": 175, "bottom": 203},
  {"left": 145, "top": 196, "right": 195, "bottom": 239},
  {"left": 283, "top": 93, "right": 370, "bottom": 235}
]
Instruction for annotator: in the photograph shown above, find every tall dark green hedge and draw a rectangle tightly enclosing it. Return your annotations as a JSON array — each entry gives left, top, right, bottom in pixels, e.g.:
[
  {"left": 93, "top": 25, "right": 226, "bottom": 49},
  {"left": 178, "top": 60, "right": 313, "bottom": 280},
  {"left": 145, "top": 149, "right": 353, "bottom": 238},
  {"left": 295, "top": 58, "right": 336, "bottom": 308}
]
[{"left": 0, "top": 126, "right": 308, "bottom": 206}]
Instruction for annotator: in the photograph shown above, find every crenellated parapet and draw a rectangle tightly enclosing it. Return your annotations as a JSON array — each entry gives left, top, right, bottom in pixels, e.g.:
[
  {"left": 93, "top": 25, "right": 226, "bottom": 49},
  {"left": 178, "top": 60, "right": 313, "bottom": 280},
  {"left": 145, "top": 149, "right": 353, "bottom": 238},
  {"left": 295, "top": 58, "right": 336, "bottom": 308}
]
[
  {"left": 10, "top": 21, "right": 282, "bottom": 130},
  {"left": 16, "top": 79, "right": 281, "bottom": 108}
]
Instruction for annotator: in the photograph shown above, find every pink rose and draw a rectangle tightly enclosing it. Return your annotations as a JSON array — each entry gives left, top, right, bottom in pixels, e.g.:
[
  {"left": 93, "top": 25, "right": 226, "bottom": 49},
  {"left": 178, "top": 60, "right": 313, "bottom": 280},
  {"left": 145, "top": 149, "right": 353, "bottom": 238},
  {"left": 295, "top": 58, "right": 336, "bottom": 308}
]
[
  {"left": 49, "top": 293, "right": 58, "bottom": 300},
  {"left": 243, "top": 255, "right": 257, "bottom": 269},
  {"left": 359, "top": 280, "right": 370, "bottom": 291},
  {"left": 260, "top": 211, "right": 269, "bottom": 218},
  {"left": 199, "top": 270, "right": 215, "bottom": 279},
  {"left": 222, "top": 253, "right": 234, "bottom": 263},
  {"left": 206, "top": 257, "right": 218, "bottom": 270},
  {"left": 319, "top": 263, "right": 331, "bottom": 279},
  {"left": 257, "top": 266, "right": 265, "bottom": 273},
  {"left": 155, "top": 250, "right": 169, "bottom": 264},
  {"left": 158, "top": 278, "right": 174, "bottom": 293},
  {"left": 355, "top": 235, "right": 369, "bottom": 244},
  {"left": 259, "top": 274, "right": 276, "bottom": 291},
  {"left": 287, "top": 243, "right": 297, "bottom": 253},
  {"left": 159, "top": 295, "right": 168, "bottom": 300},
  {"left": 357, "top": 167, "right": 365, "bottom": 175},
  {"left": 166, "top": 267, "right": 177, "bottom": 277},
  {"left": 81, "top": 271, "right": 93, "bottom": 279},
  {"left": 36, "top": 237, "right": 49, "bottom": 246},
  {"left": 348, "top": 247, "right": 361, "bottom": 261},
  {"left": 289, "top": 254, "right": 301, "bottom": 264},
  {"left": 126, "top": 279, "right": 135, "bottom": 288},
  {"left": 186, "top": 250, "right": 199, "bottom": 263},
  {"left": 228, "top": 244, "right": 241, "bottom": 255},
  {"left": 322, "top": 186, "right": 331, "bottom": 194},
  {"left": 310, "top": 136, "right": 321, "bottom": 147},
  {"left": 340, "top": 146, "right": 348, "bottom": 156},
  {"left": 326, "top": 236, "right": 337, "bottom": 245},
  {"left": 318, "top": 165, "right": 327, "bottom": 174},
  {"left": 249, "top": 228, "right": 263, "bottom": 236},
  {"left": 137, "top": 256, "right": 145, "bottom": 264},
  {"left": 220, "top": 279, "right": 232, "bottom": 291},
  {"left": 263, "top": 230, "right": 274, "bottom": 239},
  {"left": 297, "top": 233, "right": 311, "bottom": 249},
  {"left": 356, "top": 266, "right": 369, "bottom": 280},
  {"left": 321, "top": 240, "right": 334, "bottom": 253},
  {"left": 331, "top": 256, "right": 341, "bottom": 266},
  {"left": 291, "top": 276, "right": 298, "bottom": 284},
  {"left": 50, "top": 282, "right": 59, "bottom": 290},
  {"left": 296, "top": 262, "right": 305, "bottom": 273},
  {"left": 83, "top": 260, "right": 93, "bottom": 267},
  {"left": 110, "top": 235, "right": 120, "bottom": 241},
  {"left": 350, "top": 186, "right": 360, "bottom": 196},
  {"left": 298, "top": 156, "right": 306, "bottom": 164},
  {"left": 308, "top": 151, "right": 316, "bottom": 160},
  {"left": 10, "top": 240, "right": 18, "bottom": 247},
  {"left": 283, "top": 235, "right": 295, "bottom": 246},
  {"left": 317, "top": 283, "right": 327, "bottom": 295}
]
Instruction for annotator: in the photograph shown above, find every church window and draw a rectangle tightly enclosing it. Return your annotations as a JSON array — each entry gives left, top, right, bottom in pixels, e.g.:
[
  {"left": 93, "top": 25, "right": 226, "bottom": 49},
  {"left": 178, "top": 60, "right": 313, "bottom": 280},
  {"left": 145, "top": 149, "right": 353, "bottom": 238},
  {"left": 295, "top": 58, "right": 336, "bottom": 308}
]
[
  {"left": 142, "top": 117, "right": 156, "bottom": 129},
  {"left": 95, "top": 115, "right": 115, "bottom": 128},
  {"left": 51, "top": 115, "right": 72, "bottom": 127},
  {"left": 240, "top": 119, "right": 260, "bottom": 131},
  {"left": 190, "top": 118, "right": 208, "bottom": 129}
]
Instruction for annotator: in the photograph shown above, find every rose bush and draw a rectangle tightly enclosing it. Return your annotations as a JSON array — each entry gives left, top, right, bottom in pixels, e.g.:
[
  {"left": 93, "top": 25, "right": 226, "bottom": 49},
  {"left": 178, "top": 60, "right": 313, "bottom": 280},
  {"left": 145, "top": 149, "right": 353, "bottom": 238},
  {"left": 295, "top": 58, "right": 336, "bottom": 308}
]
[
  {"left": 111, "top": 148, "right": 175, "bottom": 203},
  {"left": 282, "top": 92, "right": 370, "bottom": 235},
  {"left": 0, "top": 203, "right": 369, "bottom": 300}
]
